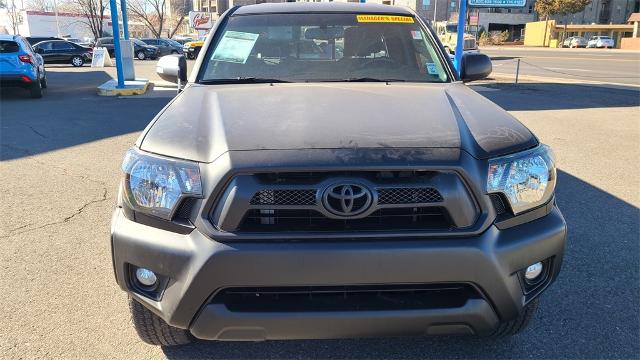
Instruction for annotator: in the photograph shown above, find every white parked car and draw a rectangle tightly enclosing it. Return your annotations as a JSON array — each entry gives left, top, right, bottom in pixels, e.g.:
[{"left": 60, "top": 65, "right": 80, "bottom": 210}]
[{"left": 587, "top": 36, "right": 615, "bottom": 48}]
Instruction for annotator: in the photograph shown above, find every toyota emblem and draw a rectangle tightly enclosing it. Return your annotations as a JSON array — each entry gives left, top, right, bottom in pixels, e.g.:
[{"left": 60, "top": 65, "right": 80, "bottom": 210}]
[{"left": 322, "top": 183, "right": 373, "bottom": 217}]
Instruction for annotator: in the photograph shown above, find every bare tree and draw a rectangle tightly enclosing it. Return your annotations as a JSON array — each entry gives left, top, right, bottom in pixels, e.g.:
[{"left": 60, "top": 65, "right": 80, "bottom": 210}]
[
  {"left": 128, "top": 0, "right": 166, "bottom": 38},
  {"left": 535, "top": 0, "right": 591, "bottom": 46},
  {"left": 166, "top": 0, "right": 187, "bottom": 38},
  {"left": 4, "top": 0, "right": 22, "bottom": 34},
  {"left": 65, "top": 0, "right": 108, "bottom": 40},
  {"left": 24, "top": 0, "right": 52, "bottom": 11}
]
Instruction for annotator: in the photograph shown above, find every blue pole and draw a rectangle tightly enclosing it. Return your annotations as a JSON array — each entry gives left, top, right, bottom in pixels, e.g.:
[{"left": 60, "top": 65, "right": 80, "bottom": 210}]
[
  {"left": 454, "top": 0, "right": 467, "bottom": 76},
  {"left": 120, "top": 0, "right": 130, "bottom": 40},
  {"left": 109, "top": 0, "right": 125, "bottom": 88}
]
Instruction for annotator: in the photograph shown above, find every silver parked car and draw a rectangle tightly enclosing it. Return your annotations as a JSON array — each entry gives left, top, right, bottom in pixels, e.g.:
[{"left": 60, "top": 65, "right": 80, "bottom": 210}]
[
  {"left": 562, "top": 36, "right": 587, "bottom": 48},
  {"left": 587, "top": 36, "right": 615, "bottom": 48}
]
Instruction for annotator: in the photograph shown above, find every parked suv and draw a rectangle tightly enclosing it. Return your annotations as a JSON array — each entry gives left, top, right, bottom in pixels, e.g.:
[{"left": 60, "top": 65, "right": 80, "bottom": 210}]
[
  {"left": 141, "top": 38, "right": 183, "bottom": 56},
  {"left": 25, "top": 36, "right": 63, "bottom": 46},
  {"left": 0, "top": 34, "right": 47, "bottom": 98},
  {"left": 111, "top": 3, "right": 566, "bottom": 346},
  {"left": 95, "top": 37, "right": 159, "bottom": 60},
  {"left": 182, "top": 38, "right": 205, "bottom": 59}
]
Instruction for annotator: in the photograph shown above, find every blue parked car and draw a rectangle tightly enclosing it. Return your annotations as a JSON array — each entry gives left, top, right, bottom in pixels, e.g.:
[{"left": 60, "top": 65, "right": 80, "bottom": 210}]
[{"left": 0, "top": 34, "right": 47, "bottom": 98}]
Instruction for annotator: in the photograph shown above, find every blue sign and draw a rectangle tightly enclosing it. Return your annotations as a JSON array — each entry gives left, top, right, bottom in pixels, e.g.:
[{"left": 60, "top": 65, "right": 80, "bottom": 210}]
[{"left": 468, "top": 0, "right": 526, "bottom": 7}]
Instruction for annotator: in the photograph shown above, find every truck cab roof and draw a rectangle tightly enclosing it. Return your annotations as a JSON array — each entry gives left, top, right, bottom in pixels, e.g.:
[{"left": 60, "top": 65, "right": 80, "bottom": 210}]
[{"left": 234, "top": 2, "right": 413, "bottom": 15}]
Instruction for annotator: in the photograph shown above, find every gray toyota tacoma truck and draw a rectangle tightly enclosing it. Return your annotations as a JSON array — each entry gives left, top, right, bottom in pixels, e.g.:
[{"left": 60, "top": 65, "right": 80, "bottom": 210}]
[{"left": 111, "top": 2, "right": 566, "bottom": 346}]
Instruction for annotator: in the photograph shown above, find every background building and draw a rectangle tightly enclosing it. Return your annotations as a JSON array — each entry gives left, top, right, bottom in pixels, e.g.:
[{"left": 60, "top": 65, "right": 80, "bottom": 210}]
[
  {"left": 551, "top": 0, "right": 640, "bottom": 25},
  {"left": 0, "top": 10, "right": 110, "bottom": 38}
]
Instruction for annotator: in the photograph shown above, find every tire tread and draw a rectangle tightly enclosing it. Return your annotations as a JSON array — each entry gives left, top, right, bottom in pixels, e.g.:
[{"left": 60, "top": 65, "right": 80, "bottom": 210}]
[
  {"left": 489, "top": 297, "right": 539, "bottom": 337},
  {"left": 128, "top": 297, "right": 191, "bottom": 346}
]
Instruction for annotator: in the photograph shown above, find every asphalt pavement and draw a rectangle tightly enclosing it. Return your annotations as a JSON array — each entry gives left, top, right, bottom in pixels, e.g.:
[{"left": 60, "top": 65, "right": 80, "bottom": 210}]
[
  {"left": 0, "top": 61, "right": 638, "bottom": 359},
  {"left": 481, "top": 46, "right": 640, "bottom": 86}
]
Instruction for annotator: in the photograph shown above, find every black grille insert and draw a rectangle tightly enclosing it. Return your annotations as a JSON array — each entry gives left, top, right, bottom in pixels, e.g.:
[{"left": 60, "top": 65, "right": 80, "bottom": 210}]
[
  {"left": 250, "top": 189, "right": 317, "bottom": 206},
  {"left": 489, "top": 193, "right": 507, "bottom": 215},
  {"left": 213, "top": 284, "right": 479, "bottom": 312},
  {"left": 378, "top": 187, "right": 443, "bottom": 204},
  {"left": 238, "top": 207, "right": 452, "bottom": 232}
]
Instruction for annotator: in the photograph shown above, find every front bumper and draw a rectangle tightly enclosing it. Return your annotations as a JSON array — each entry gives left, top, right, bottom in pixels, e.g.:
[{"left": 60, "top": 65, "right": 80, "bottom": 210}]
[{"left": 111, "top": 205, "right": 566, "bottom": 340}]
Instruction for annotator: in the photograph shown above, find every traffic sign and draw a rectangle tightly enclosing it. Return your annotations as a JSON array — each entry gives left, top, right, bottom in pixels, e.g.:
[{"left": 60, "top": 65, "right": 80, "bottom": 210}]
[{"left": 468, "top": 0, "right": 526, "bottom": 7}]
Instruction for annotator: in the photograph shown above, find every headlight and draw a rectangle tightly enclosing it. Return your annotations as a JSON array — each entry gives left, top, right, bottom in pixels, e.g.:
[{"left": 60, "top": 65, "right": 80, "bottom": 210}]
[
  {"left": 487, "top": 145, "right": 556, "bottom": 215},
  {"left": 121, "top": 148, "right": 202, "bottom": 220}
]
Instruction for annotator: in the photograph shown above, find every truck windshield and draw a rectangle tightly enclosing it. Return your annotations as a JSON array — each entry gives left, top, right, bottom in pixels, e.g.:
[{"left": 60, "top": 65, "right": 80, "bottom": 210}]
[{"left": 199, "top": 13, "right": 450, "bottom": 83}]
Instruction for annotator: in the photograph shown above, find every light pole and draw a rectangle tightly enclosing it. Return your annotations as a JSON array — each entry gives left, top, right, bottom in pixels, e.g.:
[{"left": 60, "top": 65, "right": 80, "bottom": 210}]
[
  {"left": 52, "top": 0, "right": 61, "bottom": 37},
  {"left": 109, "top": 0, "right": 125, "bottom": 88},
  {"left": 433, "top": 0, "right": 438, "bottom": 22},
  {"left": 120, "top": 0, "right": 130, "bottom": 39},
  {"left": 454, "top": 0, "right": 468, "bottom": 75}
]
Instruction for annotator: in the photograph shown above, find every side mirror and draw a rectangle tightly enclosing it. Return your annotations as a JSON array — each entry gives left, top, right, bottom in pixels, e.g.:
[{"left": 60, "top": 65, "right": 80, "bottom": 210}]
[
  {"left": 35, "top": 47, "right": 44, "bottom": 54},
  {"left": 460, "top": 53, "right": 492, "bottom": 82},
  {"left": 156, "top": 54, "right": 187, "bottom": 86}
]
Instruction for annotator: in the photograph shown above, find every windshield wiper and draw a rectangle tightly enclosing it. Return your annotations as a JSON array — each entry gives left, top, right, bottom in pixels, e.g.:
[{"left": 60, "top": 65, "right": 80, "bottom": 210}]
[
  {"left": 199, "top": 77, "right": 291, "bottom": 84},
  {"left": 310, "top": 78, "right": 406, "bottom": 83}
]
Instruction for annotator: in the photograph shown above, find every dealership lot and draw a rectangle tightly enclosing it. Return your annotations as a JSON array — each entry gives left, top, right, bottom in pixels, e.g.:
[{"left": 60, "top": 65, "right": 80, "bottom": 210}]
[{"left": 0, "top": 61, "right": 638, "bottom": 359}]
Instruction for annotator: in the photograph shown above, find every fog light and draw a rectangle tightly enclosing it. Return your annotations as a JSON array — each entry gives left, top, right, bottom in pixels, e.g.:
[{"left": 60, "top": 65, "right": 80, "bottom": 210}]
[
  {"left": 135, "top": 268, "right": 157, "bottom": 287},
  {"left": 524, "top": 262, "right": 543, "bottom": 281}
]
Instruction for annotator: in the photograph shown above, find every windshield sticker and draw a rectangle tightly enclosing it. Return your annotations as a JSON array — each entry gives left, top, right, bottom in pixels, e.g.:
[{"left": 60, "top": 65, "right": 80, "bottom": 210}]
[
  {"left": 356, "top": 15, "right": 414, "bottom": 23},
  {"left": 426, "top": 63, "right": 438, "bottom": 75},
  {"left": 211, "top": 31, "right": 259, "bottom": 64},
  {"left": 411, "top": 30, "right": 422, "bottom": 40}
]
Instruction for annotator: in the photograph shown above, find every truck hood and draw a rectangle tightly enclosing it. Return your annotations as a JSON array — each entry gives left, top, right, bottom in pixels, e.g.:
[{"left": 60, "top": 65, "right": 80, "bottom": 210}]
[{"left": 139, "top": 83, "right": 537, "bottom": 163}]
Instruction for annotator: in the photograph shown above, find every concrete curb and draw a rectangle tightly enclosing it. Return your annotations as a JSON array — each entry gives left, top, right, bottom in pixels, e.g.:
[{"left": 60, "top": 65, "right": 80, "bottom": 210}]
[
  {"left": 489, "top": 72, "right": 640, "bottom": 90},
  {"left": 97, "top": 79, "right": 151, "bottom": 96},
  {"left": 480, "top": 46, "right": 640, "bottom": 53}
]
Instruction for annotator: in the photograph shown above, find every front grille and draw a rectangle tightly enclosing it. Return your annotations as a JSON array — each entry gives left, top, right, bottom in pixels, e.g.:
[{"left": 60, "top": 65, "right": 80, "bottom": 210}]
[
  {"left": 213, "top": 284, "right": 480, "bottom": 312},
  {"left": 378, "top": 187, "right": 442, "bottom": 204},
  {"left": 211, "top": 171, "right": 480, "bottom": 235},
  {"left": 239, "top": 207, "right": 452, "bottom": 232},
  {"left": 489, "top": 193, "right": 507, "bottom": 215},
  {"left": 250, "top": 189, "right": 316, "bottom": 206},
  {"left": 174, "top": 198, "right": 196, "bottom": 220}
]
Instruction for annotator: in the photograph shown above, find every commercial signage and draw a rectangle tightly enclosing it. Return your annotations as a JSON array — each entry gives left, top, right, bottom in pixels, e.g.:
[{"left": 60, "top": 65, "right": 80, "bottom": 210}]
[
  {"left": 468, "top": 0, "right": 526, "bottom": 7},
  {"left": 189, "top": 11, "right": 213, "bottom": 30},
  {"left": 91, "top": 47, "right": 113, "bottom": 67}
]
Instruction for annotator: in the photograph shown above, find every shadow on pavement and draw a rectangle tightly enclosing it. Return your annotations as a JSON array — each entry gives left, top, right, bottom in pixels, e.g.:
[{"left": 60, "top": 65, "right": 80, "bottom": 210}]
[
  {"left": 0, "top": 69, "right": 171, "bottom": 161},
  {"left": 161, "top": 170, "right": 639, "bottom": 359},
  {"left": 489, "top": 56, "right": 520, "bottom": 61},
  {"left": 473, "top": 82, "right": 640, "bottom": 111}
]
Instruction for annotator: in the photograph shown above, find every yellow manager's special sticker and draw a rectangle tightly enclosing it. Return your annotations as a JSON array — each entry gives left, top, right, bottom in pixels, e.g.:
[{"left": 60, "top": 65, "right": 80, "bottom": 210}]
[{"left": 356, "top": 15, "right": 414, "bottom": 23}]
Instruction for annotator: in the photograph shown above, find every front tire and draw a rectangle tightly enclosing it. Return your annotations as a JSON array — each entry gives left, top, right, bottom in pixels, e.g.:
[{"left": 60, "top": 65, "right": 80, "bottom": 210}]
[
  {"left": 136, "top": 51, "right": 146, "bottom": 60},
  {"left": 71, "top": 55, "right": 84, "bottom": 67},
  {"left": 129, "top": 297, "right": 191, "bottom": 346},
  {"left": 488, "top": 297, "right": 539, "bottom": 337}
]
